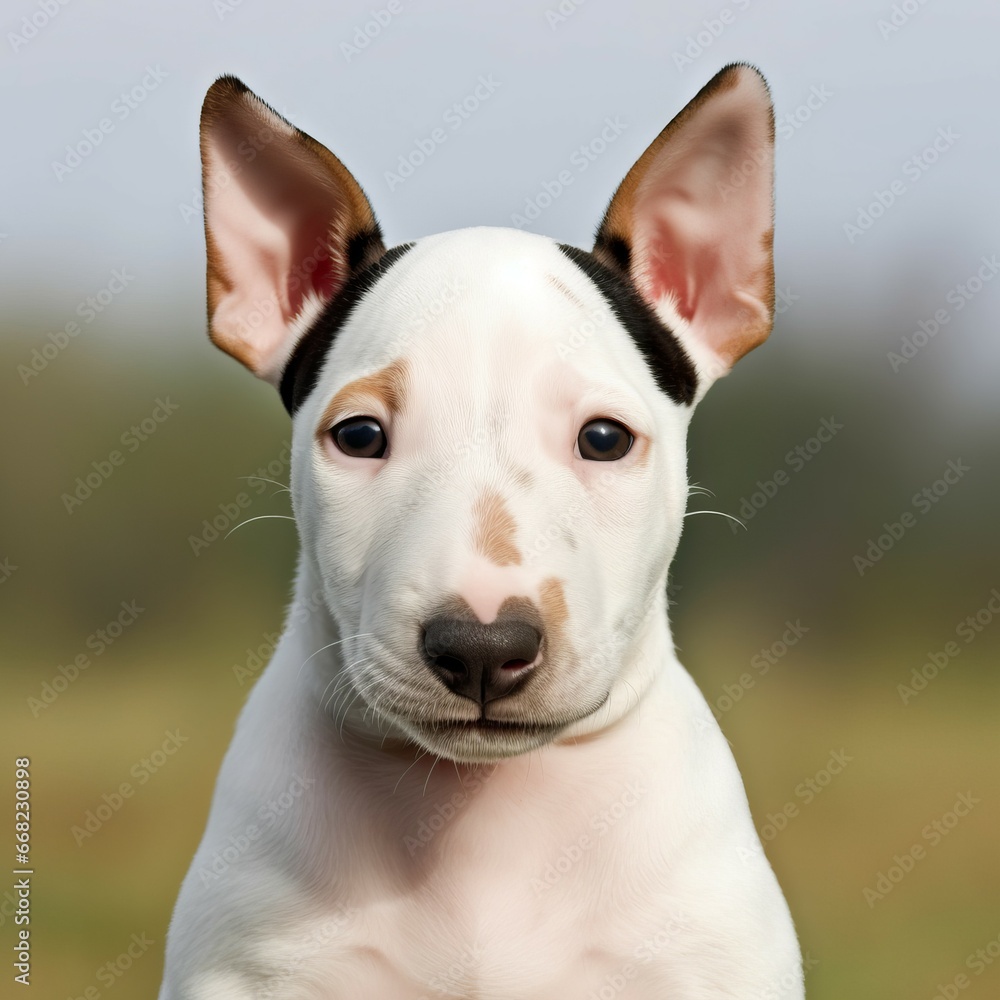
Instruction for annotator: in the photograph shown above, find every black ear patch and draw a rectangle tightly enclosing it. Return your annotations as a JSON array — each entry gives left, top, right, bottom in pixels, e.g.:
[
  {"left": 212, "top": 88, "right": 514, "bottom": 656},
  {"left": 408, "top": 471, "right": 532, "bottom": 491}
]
[
  {"left": 594, "top": 233, "right": 632, "bottom": 275},
  {"left": 279, "top": 242, "right": 414, "bottom": 414},
  {"left": 345, "top": 228, "right": 387, "bottom": 273},
  {"left": 558, "top": 244, "right": 698, "bottom": 406}
]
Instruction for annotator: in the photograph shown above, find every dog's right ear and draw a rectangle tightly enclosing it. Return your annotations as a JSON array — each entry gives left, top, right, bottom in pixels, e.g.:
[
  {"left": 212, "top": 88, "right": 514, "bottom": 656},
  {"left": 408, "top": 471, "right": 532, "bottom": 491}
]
[
  {"left": 592, "top": 63, "right": 775, "bottom": 388},
  {"left": 200, "top": 76, "right": 386, "bottom": 385}
]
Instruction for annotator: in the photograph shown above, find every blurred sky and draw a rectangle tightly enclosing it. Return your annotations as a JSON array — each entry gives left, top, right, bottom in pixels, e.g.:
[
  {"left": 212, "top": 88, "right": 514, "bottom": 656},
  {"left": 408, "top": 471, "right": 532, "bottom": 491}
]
[{"left": 3, "top": 0, "right": 1000, "bottom": 405}]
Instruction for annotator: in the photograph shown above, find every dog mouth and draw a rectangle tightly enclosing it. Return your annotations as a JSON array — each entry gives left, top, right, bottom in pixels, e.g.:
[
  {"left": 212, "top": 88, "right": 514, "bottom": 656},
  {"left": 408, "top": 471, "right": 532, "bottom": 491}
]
[
  {"left": 393, "top": 690, "right": 612, "bottom": 762},
  {"left": 423, "top": 717, "right": 562, "bottom": 737},
  {"left": 415, "top": 690, "right": 612, "bottom": 741},
  {"left": 410, "top": 715, "right": 566, "bottom": 761}
]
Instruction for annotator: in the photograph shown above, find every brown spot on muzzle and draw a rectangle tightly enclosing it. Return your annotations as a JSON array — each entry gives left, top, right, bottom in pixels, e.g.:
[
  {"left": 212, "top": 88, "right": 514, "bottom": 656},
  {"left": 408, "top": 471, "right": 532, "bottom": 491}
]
[
  {"left": 539, "top": 577, "right": 569, "bottom": 634},
  {"left": 472, "top": 491, "right": 522, "bottom": 567},
  {"left": 538, "top": 576, "right": 575, "bottom": 672}
]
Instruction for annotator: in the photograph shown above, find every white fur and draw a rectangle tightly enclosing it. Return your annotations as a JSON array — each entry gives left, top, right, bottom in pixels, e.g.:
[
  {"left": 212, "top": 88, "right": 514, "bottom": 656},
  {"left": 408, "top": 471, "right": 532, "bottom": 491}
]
[{"left": 159, "top": 228, "right": 803, "bottom": 999}]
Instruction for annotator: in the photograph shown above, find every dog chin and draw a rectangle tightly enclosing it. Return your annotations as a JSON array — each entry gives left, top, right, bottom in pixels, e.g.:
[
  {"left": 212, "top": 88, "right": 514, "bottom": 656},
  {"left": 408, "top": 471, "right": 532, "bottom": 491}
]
[{"left": 406, "top": 717, "right": 566, "bottom": 764}]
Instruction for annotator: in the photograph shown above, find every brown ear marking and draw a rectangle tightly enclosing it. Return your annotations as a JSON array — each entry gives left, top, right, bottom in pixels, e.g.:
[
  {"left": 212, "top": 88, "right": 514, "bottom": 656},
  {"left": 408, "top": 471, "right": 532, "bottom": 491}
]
[
  {"left": 472, "top": 491, "right": 522, "bottom": 567},
  {"left": 317, "top": 357, "right": 410, "bottom": 433},
  {"left": 760, "top": 225, "right": 776, "bottom": 313},
  {"left": 593, "top": 62, "right": 774, "bottom": 273},
  {"left": 199, "top": 75, "right": 382, "bottom": 245}
]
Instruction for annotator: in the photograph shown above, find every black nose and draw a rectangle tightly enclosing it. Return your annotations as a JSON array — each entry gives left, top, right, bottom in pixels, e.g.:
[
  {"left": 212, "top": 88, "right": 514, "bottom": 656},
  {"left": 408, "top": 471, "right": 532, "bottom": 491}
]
[{"left": 422, "top": 617, "right": 541, "bottom": 705}]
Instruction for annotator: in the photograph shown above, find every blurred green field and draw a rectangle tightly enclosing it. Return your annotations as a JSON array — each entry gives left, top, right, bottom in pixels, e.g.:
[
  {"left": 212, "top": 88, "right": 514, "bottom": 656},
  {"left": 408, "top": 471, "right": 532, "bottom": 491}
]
[{"left": 1, "top": 319, "right": 998, "bottom": 998}]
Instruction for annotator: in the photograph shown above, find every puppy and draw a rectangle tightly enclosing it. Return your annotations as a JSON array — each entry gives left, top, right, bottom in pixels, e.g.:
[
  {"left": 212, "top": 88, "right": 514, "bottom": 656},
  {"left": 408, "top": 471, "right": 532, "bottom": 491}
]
[{"left": 160, "top": 63, "right": 803, "bottom": 999}]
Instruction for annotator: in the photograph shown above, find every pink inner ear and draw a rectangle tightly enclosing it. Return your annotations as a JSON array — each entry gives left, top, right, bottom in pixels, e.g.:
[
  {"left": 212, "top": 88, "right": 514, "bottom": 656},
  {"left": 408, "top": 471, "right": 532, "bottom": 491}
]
[
  {"left": 631, "top": 133, "right": 774, "bottom": 366},
  {"left": 218, "top": 139, "right": 348, "bottom": 323},
  {"left": 608, "top": 67, "right": 775, "bottom": 371},
  {"left": 203, "top": 124, "right": 355, "bottom": 378},
  {"left": 310, "top": 248, "right": 336, "bottom": 302},
  {"left": 200, "top": 79, "right": 385, "bottom": 383},
  {"left": 640, "top": 212, "right": 704, "bottom": 325}
]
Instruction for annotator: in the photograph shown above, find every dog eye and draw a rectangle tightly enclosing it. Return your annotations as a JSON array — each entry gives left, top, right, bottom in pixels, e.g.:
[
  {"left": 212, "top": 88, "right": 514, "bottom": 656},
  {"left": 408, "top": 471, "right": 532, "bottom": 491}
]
[
  {"left": 577, "top": 418, "right": 633, "bottom": 461},
  {"left": 331, "top": 417, "right": 387, "bottom": 459}
]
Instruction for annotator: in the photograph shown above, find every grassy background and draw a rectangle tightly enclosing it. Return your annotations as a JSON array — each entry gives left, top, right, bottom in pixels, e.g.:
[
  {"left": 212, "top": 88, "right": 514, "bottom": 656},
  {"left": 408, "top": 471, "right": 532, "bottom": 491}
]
[{"left": 1, "top": 309, "right": 998, "bottom": 997}]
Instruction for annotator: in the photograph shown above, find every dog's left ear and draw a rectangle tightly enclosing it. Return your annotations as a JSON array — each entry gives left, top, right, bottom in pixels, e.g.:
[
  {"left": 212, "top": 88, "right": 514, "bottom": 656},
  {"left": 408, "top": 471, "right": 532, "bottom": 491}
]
[
  {"left": 593, "top": 63, "right": 774, "bottom": 386},
  {"left": 200, "top": 76, "right": 386, "bottom": 385}
]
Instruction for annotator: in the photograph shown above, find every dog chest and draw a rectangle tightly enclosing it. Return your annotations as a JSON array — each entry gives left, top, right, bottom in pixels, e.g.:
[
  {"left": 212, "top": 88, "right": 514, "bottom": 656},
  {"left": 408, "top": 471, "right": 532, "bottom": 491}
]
[{"left": 279, "top": 750, "right": 694, "bottom": 998}]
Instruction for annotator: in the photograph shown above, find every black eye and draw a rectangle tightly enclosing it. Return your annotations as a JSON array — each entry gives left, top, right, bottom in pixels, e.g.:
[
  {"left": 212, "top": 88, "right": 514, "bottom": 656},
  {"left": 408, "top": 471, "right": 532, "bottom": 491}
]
[
  {"left": 577, "top": 418, "right": 633, "bottom": 461},
  {"left": 331, "top": 417, "right": 387, "bottom": 459}
]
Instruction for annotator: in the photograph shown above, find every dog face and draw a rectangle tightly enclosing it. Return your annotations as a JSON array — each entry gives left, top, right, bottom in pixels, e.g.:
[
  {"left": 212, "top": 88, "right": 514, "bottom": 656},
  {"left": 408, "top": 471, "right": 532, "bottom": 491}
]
[{"left": 199, "top": 66, "right": 774, "bottom": 763}]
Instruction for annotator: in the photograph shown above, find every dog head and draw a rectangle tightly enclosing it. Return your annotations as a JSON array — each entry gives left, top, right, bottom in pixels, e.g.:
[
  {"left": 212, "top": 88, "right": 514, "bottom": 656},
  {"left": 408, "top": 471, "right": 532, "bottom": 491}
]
[{"left": 199, "top": 65, "right": 774, "bottom": 763}]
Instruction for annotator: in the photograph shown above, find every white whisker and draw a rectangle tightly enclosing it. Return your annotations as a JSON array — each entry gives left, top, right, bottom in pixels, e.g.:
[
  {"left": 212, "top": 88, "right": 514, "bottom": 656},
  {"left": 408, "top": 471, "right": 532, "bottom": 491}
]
[
  {"left": 684, "top": 509, "right": 746, "bottom": 530},
  {"left": 225, "top": 514, "right": 296, "bottom": 538},
  {"left": 422, "top": 755, "right": 441, "bottom": 797},
  {"left": 239, "top": 475, "right": 291, "bottom": 495},
  {"left": 393, "top": 750, "right": 430, "bottom": 795},
  {"left": 297, "top": 634, "right": 374, "bottom": 678}
]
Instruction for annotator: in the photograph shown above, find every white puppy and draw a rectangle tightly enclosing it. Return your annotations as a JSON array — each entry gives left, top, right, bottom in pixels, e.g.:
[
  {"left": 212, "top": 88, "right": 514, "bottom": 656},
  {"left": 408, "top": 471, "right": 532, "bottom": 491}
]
[{"left": 160, "top": 63, "right": 803, "bottom": 999}]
